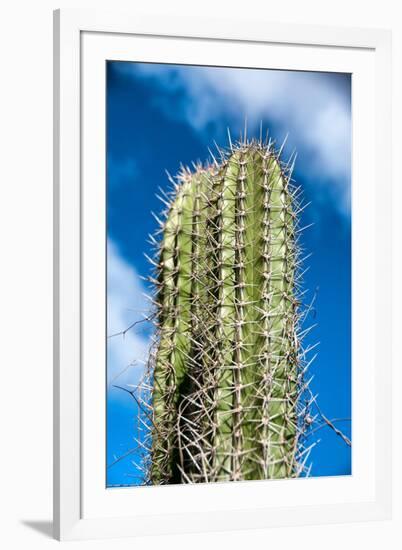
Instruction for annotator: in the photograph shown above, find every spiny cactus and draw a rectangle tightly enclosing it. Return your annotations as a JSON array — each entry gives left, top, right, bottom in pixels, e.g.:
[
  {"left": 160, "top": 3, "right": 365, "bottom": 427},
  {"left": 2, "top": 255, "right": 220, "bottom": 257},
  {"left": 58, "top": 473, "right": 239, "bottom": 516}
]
[{"left": 147, "top": 137, "right": 314, "bottom": 484}]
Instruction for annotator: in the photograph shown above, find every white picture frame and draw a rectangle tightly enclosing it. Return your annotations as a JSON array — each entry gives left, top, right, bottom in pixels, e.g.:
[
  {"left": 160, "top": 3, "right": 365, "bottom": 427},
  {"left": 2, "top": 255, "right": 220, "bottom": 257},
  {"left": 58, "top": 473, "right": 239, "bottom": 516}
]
[{"left": 53, "top": 8, "right": 392, "bottom": 541}]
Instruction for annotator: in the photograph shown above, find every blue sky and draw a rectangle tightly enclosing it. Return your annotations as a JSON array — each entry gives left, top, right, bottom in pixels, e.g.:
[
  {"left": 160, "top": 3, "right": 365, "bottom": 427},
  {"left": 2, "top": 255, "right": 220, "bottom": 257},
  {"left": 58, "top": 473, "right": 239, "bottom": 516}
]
[{"left": 106, "top": 61, "right": 352, "bottom": 487}]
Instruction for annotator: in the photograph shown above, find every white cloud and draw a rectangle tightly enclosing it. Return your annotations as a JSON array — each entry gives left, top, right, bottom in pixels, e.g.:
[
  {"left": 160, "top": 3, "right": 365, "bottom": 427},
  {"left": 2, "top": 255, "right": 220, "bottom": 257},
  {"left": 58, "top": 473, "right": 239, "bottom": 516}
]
[
  {"left": 123, "top": 64, "right": 351, "bottom": 216},
  {"left": 107, "top": 239, "right": 152, "bottom": 396}
]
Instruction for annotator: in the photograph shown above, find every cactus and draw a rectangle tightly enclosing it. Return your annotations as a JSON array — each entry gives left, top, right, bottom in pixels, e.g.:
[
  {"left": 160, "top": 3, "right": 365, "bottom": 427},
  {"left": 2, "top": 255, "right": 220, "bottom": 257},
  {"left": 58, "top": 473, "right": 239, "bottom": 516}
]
[{"left": 148, "top": 138, "right": 310, "bottom": 484}]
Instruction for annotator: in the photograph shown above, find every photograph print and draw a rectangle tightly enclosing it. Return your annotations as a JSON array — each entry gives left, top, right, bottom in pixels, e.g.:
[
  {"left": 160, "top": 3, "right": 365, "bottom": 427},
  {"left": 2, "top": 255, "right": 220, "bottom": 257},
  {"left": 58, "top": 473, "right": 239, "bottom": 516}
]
[{"left": 106, "top": 61, "right": 352, "bottom": 487}]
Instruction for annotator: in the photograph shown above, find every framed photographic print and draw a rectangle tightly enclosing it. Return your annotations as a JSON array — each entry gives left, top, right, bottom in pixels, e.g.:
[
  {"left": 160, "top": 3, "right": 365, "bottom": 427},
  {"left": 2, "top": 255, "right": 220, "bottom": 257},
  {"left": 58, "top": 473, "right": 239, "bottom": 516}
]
[{"left": 53, "top": 8, "right": 392, "bottom": 540}]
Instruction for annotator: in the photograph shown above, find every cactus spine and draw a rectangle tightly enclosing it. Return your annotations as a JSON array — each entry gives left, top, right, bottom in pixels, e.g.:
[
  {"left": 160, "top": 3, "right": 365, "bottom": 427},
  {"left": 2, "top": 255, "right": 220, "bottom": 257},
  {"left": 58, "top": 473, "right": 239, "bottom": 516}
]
[{"left": 150, "top": 139, "right": 305, "bottom": 484}]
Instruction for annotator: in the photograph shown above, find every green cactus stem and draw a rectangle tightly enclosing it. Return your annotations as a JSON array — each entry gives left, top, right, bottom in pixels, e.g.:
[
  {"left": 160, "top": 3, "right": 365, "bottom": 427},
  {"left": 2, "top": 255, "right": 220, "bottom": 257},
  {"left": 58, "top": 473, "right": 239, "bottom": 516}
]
[{"left": 149, "top": 138, "right": 306, "bottom": 484}]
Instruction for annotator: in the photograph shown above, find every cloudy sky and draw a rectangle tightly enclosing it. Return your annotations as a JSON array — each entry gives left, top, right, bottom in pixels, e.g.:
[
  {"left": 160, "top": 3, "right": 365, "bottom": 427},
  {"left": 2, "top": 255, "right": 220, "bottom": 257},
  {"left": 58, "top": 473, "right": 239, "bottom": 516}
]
[{"left": 106, "top": 61, "right": 352, "bottom": 487}]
